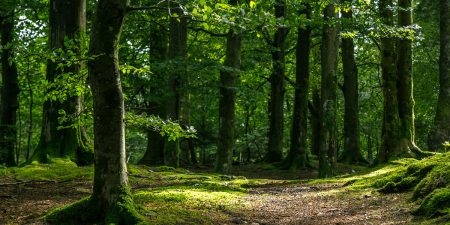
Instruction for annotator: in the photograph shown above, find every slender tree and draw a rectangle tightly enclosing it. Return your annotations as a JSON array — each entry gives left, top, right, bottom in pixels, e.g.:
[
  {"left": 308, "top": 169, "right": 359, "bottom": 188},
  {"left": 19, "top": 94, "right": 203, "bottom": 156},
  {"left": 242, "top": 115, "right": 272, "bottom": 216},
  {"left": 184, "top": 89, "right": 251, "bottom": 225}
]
[
  {"left": 31, "top": 0, "right": 92, "bottom": 165},
  {"left": 428, "top": 0, "right": 450, "bottom": 151},
  {"left": 0, "top": 7, "right": 19, "bottom": 166},
  {"left": 139, "top": 22, "right": 168, "bottom": 165},
  {"left": 285, "top": 3, "right": 311, "bottom": 170},
  {"left": 163, "top": 5, "right": 188, "bottom": 167},
  {"left": 266, "top": 0, "right": 288, "bottom": 163},
  {"left": 397, "top": 0, "right": 423, "bottom": 154},
  {"left": 339, "top": 0, "right": 366, "bottom": 164},
  {"left": 216, "top": 0, "right": 242, "bottom": 173},
  {"left": 319, "top": 2, "right": 339, "bottom": 177}
]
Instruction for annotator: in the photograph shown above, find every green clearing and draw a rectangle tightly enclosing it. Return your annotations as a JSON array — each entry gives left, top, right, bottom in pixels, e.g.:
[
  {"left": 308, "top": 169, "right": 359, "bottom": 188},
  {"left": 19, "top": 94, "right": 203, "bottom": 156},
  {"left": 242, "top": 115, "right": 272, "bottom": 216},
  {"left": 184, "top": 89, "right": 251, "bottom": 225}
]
[{"left": 2, "top": 154, "right": 450, "bottom": 224}]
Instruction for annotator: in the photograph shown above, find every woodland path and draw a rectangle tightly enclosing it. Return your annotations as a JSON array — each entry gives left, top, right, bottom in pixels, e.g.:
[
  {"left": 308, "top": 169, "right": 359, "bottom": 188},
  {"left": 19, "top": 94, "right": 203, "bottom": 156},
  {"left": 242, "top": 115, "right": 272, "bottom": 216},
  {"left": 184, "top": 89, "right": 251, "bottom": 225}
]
[{"left": 0, "top": 174, "right": 416, "bottom": 224}]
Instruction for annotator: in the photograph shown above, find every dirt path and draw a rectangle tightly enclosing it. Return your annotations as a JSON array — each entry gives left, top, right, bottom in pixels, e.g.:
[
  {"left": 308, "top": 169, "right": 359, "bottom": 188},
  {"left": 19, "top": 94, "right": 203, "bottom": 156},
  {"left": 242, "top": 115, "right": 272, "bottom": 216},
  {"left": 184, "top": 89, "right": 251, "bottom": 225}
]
[
  {"left": 234, "top": 183, "right": 414, "bottom": 225},
  {"left": 0, "top": 178, "right": 416, "bottom": 225}
]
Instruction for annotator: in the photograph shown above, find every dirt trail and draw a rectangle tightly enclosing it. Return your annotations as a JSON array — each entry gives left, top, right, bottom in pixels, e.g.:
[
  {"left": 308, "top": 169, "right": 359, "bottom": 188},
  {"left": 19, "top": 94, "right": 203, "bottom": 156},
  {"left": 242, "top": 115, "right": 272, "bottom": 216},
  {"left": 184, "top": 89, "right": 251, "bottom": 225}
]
[
  {"left": 0, "top": 177, "right": 415, "bottom": 225},
  {"left": 234, "top": 183, "right": 414, "bottom": 225}
]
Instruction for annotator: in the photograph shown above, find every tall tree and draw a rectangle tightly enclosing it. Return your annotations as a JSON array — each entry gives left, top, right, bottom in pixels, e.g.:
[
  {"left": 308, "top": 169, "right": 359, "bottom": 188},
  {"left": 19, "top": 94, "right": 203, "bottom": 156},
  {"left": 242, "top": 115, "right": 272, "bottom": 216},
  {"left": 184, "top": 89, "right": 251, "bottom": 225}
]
[
  {"left": 428, "top": 0, "right": 450, "bottom": 151},
  {"left": 163, "top": 4, "right": 188, "bottom": 167},
  {"left": 46, "top": 0, "right": 145, "bottom": 223},
  {"left": 139, "top": 22, "right": 168, "bottom": 166},
  {"left": 284, "top": 3, "right": 311, "bottom": 170},
  {"left": 319, "top": 2, "right": 339, "bottom": 177},
  {"left": 397, "top": 0, "right": 422, "bottom": 154},
  {"left": 0, "top": 6, "right": 19, "bottom": 166},
  {"left": 339, "top": 0, "right": 366, "bottom": 164},
  {"left": 31, "top": 0, "right": 92, "bottom": 165},
  {"left": 266, "top": 0, "right": 288, "bottom": 163},
  {"left": 216, "top": 0, "right": 242, "bottom": 174},
  {"left": 378, "top": 0, "right": 405, "bottom": 162}
]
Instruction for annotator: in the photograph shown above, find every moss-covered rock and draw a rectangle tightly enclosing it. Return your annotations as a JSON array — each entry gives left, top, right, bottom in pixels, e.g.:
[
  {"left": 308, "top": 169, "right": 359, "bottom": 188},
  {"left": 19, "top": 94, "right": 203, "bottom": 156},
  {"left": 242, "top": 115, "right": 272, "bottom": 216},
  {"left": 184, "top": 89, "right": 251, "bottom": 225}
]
[{"left": 413, "top": 188, "right": 450, "bottom": 217}]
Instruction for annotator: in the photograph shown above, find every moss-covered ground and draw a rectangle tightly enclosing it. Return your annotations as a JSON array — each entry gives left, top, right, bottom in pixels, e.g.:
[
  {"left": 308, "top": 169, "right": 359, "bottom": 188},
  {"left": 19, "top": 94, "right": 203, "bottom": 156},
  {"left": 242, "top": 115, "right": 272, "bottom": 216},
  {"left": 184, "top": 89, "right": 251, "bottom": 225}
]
[{"left": 1, "top": 154, "right": 450, "bottom": 224}]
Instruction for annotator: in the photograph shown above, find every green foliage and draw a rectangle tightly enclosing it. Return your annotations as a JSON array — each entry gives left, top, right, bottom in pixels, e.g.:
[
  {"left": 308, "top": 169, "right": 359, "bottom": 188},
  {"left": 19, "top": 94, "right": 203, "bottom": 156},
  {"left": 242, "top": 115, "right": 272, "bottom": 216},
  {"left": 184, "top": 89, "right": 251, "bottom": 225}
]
[{"left": 125, "top": 113, "right": 196, "bottom": 141}]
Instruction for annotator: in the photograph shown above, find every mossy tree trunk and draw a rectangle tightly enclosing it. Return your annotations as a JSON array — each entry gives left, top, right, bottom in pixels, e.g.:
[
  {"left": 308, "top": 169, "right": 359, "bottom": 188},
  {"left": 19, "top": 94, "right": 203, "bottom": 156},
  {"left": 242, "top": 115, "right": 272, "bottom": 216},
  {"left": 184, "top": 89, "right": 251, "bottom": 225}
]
[
  {"left": 378, "top": 0, "right": 409, "bottom": 163},
  {"left": 139, "top": 22, "right": 168, "bottom": 166},
  {"left": 0, "top": 9, "right": 19, "bottom": 166},
  {"left": 397, "top": 0, "right": 423, "bottom": 156},
  {"left": 216, "top": 0, "right": 241, "bottom": 173},
  {"left": 32, "top": 0, "right": 92, "bottom": 165},
  {"left": 319, "top": 2, "right": 339, "bottom": 178},
  {"left": 88, "top": 0, "right": 144, "bottom": 222},
  {"left": 285, "top": 3, "right": 311, "bottom": 170},
  {"left": 340, "top": 0, "right": 366, "bottom": 164},
  {"left": 164, "top": 5, "right": 188, "bottom": 168},
  {"left": 428, "top": 0, "right": 450, "bottom": 151},
  {"left": 266, "top": 0, "right": 288, "bottom": 163},
  {"left": 46, "top": 0, "right": 145, "bottom": 223}
]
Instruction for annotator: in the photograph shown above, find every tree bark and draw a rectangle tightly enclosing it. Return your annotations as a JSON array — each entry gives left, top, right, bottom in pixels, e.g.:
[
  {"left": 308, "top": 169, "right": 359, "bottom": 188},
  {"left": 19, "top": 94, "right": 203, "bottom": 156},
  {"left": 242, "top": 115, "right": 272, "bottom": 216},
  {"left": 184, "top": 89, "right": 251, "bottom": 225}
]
[
  {"left": 0, "top": 10, "right": 19, "bottom": 166},
  {"left": 216, "top": 4, "right": 241, "bottom": 173},
  {"left": 285, "top": 3, "right": 311, "bottom": 170},
  {"left": 428, "top": 0, "right": 450, "bottom": 151},
  {"left": 397, "top": 0, "right": 424, "bottom": 157},
  {"left": 266, "top": 0, "right": 288, "bottom": 163},
  {"left": 32, "top": 0, "right": 92, "bottom": 165},
  {"left": 46, "top": 0, "right": 145, "bottom": 223},
  {"left": 319, "top": 2, "right": 339, "bottom": 178},
  {"left": 340, "top": 0, "right": 366, "bottom": 164},
  {"left": 139, "top": 22, "right": 168, "bottom": 165},
  {"left": 378, "top": 0, "right": 408, "bottom": 163},
  {"left": 164, "top": 6, "right": 188, "bottom": 167}
]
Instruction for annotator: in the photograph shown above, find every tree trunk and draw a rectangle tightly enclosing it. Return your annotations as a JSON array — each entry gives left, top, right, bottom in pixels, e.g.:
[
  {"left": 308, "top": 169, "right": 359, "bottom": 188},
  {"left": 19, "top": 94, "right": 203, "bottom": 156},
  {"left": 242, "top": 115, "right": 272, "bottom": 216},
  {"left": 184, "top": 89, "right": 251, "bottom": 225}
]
[
  {"left": 309, "top": 89, "right": 320, "bottom": 157},
  {"left": 397, "top": 0, "right": 424, "bottom": 157},
  {"left": 164, "top": 6, "right": 188, "bottom": 167},
  {"left": 0, "top": 10, "right": 19, "bottom": 166},
  {"left": 378, "top": 0, "right": 408, "bottom": 163},
  {"left": 32, "top": 0, "right": 92, "bottom": 165},
  {"left": 340, "top": 0, "right": 366, "bottom": 164},
  {"left": 139, "top": 22, "right": 168, "bottom": 165},
  {"left": 266, "top": 0, "right": 288, "bottom": 163},
  {"left": 428, "top": 0, "right": 450, "bottom": 151},
  {"left": 46, "top": 0, "right": 145, "bottom": 223},
  {"left": 319, "top": 2, "right": 339, "bottom": 178},
  {"left": 216, "top": 7, "right": 241, "bottom": 173},
  {"left": 285, "top": 3, "right": 311, "bottom": 170}
]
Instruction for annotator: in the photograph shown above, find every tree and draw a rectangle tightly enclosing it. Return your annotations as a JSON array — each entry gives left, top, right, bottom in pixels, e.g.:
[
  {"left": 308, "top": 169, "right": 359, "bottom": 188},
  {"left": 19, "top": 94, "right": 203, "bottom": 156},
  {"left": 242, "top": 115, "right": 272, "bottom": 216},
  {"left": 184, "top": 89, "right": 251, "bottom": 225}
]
[
  {"left": 216, "top": 0, "right": 242, "bottom": 173},
  {"left": 319, "top": 2, "right": 339, "bottom": 177},
  {"left": 339, "top": 0, "right": 366, "bottom": 164},
  {"left": 397, "top": 0, "right": 422, "bottom": 154},
  {"left": 139, "top": 20, "right": 168, "bottom": 166},
  {"left": 428, "top": 0, "right": 450, "bottom": 151},
  {"left": 31, "top": 0, "right": 92, "bottom": 165},
  {"left": 284, "top": 3, "right": 311, "bottom": 170},
  {"left": 47, "top": 0, "right": 145, "bottom": 223},
  {"left": 0, "top": 5, "right": 19, "bottom": 166},
  {"left": 266, "top": 0, "right": 288, "bottom": 163},
  {"left": 163, "top": 4, "right": 188, "bottom": 167}
]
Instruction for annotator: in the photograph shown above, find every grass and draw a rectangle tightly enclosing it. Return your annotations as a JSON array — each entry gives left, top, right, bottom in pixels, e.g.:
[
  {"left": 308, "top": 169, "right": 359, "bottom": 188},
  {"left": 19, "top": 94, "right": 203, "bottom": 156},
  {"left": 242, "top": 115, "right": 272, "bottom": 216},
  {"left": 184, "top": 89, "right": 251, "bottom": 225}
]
[{"left": 3, "top": 155, "right": 450, "bottom": 224}]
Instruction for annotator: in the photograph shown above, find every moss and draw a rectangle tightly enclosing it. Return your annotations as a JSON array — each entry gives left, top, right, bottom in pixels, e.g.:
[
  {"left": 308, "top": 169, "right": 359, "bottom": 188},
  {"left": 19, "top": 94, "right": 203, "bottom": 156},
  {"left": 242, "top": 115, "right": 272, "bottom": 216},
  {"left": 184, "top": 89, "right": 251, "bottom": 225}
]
[
  {"left": 46, "top": 187, "right": 147, "bottom": 224},
  {"left": 414, "top": 188, "right": 450, "bottom": 217},
  {"left": 12, "top": 159, "right": 93, "bottom": 181}
]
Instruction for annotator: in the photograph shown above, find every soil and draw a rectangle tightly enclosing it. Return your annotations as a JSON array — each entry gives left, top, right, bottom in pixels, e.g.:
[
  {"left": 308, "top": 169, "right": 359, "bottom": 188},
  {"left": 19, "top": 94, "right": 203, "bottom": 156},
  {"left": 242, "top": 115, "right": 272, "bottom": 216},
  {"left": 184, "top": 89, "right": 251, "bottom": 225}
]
[{"left": 0, "top": 172, "right": 417, "bottom": 225}]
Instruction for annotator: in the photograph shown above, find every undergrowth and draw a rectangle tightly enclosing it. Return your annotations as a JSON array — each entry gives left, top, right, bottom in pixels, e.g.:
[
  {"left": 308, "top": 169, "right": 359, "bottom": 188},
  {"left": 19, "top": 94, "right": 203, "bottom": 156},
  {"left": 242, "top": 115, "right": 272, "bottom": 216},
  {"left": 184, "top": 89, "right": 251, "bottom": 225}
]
[{"left": 348, "top": 153, "right": 450, "bottom": 220}]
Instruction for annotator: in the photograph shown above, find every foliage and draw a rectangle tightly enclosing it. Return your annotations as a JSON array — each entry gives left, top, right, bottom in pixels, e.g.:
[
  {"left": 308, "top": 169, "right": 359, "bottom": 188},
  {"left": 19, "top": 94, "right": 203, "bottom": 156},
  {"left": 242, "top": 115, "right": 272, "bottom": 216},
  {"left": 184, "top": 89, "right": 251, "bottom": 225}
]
[{"left": 125, "top": 112, "right": 196, "bottom": 141}]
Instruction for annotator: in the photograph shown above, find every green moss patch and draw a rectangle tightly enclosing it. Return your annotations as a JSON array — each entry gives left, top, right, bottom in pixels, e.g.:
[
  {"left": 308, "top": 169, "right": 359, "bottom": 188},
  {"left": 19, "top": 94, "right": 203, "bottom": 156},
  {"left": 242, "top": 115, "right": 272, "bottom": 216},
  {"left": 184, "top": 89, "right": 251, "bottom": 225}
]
[{"left": 347, "top": 153, "right": 450, "bottom": 220}]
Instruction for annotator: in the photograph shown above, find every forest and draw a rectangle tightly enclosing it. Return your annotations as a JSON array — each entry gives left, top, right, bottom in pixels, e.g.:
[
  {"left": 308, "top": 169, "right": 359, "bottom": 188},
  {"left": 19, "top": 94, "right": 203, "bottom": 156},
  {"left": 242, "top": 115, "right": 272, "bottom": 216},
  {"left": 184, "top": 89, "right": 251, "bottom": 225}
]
[{"left": 0, "top": 0, "right": 449, "bottom": 224}]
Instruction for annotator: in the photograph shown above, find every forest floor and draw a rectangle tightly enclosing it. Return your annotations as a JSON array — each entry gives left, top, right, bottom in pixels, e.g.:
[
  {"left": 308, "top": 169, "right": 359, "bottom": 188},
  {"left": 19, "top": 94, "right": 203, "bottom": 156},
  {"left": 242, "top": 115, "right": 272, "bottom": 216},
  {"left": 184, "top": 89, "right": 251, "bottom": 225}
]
[{"left": 0, "top": 163, "right": 426, "bottom": 225}]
